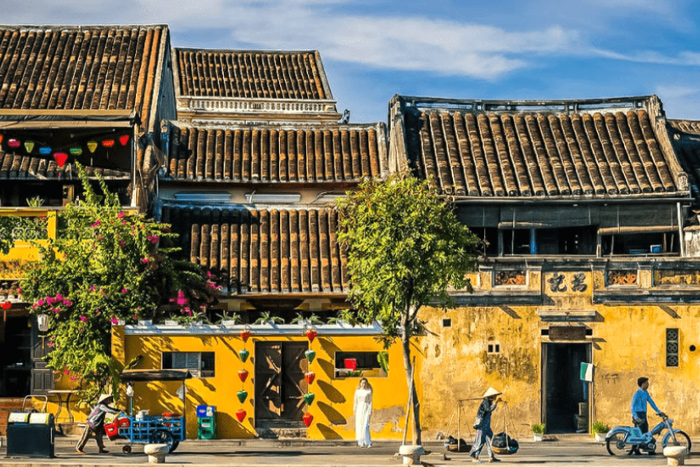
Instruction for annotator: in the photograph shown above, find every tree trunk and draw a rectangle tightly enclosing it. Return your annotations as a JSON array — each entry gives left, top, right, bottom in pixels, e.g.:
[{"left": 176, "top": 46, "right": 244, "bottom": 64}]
[{"left": 402, "top": 305, "right": 422, "bottom": 445}]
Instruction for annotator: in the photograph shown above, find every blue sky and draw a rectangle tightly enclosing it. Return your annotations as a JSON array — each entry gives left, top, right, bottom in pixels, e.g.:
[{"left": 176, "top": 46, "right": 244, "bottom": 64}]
[{"left": 4, "top": 0, "right": 700, "bottom": 124}]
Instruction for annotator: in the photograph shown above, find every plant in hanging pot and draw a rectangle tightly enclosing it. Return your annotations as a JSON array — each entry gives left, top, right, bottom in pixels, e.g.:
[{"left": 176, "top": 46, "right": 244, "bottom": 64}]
[
  {"left": 531, "top": 423, "right": 545, "bottom": 442},
  {"left": 591, "top": 421, "right": 610, "bottom": 442}
]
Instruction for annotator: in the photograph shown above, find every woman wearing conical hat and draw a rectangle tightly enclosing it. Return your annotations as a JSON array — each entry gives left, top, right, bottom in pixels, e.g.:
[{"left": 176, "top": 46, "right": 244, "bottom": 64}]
[{"left": 469, "top": 387, "right": 502, "bottom": 463}]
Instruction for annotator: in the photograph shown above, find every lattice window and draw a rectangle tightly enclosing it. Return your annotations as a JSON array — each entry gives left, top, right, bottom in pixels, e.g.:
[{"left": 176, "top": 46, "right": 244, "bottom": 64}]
[
  {"left": 607, "top": 269, "right": 638, "bottom": 286},
  {"left": 666, "top": 329, "right": 679, "bottom": 367},
  {"left": 494, "top": 270, "right": 527, "bottom": 286}
]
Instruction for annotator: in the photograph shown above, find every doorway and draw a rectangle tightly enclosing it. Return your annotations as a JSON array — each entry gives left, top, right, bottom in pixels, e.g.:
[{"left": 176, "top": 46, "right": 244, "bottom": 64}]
[
  {"left": 542, "top": 343, "right": 591, "bottom": 433},
  {"left": 254, "top": 341, "right": 308, "bottom": 427}
]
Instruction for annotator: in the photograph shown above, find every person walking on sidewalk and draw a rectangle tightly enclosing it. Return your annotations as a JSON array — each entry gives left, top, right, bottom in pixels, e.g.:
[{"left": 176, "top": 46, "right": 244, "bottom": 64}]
[
  {"left": 354, "top": 377, "right": 373, "bottom": 448},
  {"left": 630, "top": 377, "right": 665, "bottom": 455},
  {"left": 76, "top": 394, "right": 120, "bottom": 454},
  {"left": 470, "top": 387, "right": 502, "bottom": 463}
]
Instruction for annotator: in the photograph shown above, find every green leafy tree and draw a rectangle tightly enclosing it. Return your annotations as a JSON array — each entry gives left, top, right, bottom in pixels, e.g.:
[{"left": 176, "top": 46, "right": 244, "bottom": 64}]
[
  {"left": 337, "top": 172, "right": 482, "bottom": 445},
  {"left": 19, "top": 165, "right": 217, "bottom": 403}
]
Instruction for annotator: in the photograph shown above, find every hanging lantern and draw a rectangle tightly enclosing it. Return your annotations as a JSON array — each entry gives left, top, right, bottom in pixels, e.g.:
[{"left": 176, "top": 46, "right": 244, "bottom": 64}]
[
  {"left": 39, "top": 146, "right": 52, "bottom": 155},
  {"left": 87, "top": 140, "right": 98, "bottom": 153},
  {"left": 238, "top": 369, "right": 249, "bottom": 382},
  {"left": 240, "top": 327, "right": 251, "bottom": 343},
  {"left": 305, "top": 327, "right": 317, "bottom": 342},
  {"left": 24, "top": 140, "right": 35, "bottom": 153},
  {"left": 302, "top": 412, "right": 313, "bottom": 427},
  {"left": 102, "top": 139, "right": 115, "bottom": 148},
  {"left": 0, "top": 134, "right": 3, "bottom": 145},
  {"left": 237, "top": 390, "right": 248, "bottom": 403},
  {"left": 304, "top": 372, "right": 315, "bottom": 385},
  {"left": 235, "top": 409, "right": 247, "bottom": 423},
  {"left": 53, "top": 153, "right": 68, "bottom": 168},
  {"left": 0, "top": 301, "right": 11, "bottom": 310},
  {"left": 303, "top": 393, "right": 315, "bottom": 406},
  {"left": 69, "top": 147, "right": 83, "bottom": 156},
  {"left": 304, "top": 350, "right": 316, "bottom": 363},
  {"left": 239, "top": 348, "right": 250, "bottom": 363},
  {"left": 8, "top": 139, "right": 20, "bottom": 148},
  {"left": 119, "top": 135, "right": 130, "bottom": 146},
  {"left": 37, "top": 314, "right": 50, "bottom": 333}
]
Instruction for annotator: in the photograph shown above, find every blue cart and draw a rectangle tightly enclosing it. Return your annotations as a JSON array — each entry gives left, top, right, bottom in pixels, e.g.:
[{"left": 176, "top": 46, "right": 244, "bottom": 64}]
[{"left": 116, "top": 369, "right": 191, "bottom": 454}]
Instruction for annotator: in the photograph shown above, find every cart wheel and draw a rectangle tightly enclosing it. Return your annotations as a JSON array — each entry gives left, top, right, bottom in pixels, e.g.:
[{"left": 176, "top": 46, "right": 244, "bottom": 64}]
[
  {"left": 152, "top": 429, "right": 175, "bottom": 453},
  {"left": 122, "top": 445, "right": 132, "bottom": 454},
  {"left": 171, "top": 440, "right": 180, "bottom": 452}
]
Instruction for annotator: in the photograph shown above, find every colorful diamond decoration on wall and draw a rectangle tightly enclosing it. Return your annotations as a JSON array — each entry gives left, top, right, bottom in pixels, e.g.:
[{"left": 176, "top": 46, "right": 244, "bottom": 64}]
[
  {"left": 237, "top": 390, "right": 248, "bottom": 403},
  {"left": 304, "top": 372, "right": 315, "bottom": 385},
  {"left": 303, "top": 393, "right": 315, "bottom": 406},
  {"left": 235, "top": 409, "right": 247, "bottom": 422},
  {"left": 302, "top": 412, "right": 313, "bottom": 427},
  {"left": 304, "top": 350, "right": 316, "bottom": 363},
  {"left": 69, "top": 147, "right": 83, "bottom": 156},
  {"left": 239, "top": 348, "right": 250, "bottom": 363},
  {"left": 87, "top": 141, "right": 99, "bottom": 153},
  {"left": 238, "top": 369, "right": 249, "bottom": 382}
]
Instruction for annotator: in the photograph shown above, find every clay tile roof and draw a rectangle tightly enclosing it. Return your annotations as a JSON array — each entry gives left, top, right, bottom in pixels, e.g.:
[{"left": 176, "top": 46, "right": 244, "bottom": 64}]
[
  {"left": 0, "top": 24, "right": 168, "bottom": 132},
  {"left": 174, "top": 49, "right": 330, "bottom": 100},
  {"left": 161, "top": 205, "right": 348, "bottom": 295},
  {"left": 164, "top": 122, "right": 387, "bottom": 183},
  {"left": 0, "top": 150, "right": 129, "bottom": 180},
  {"left": 396, "top": 96, "right": 688, "bottom": 198},
  {"left": 668, "top": 119, "right": 700, "bottom": 136}
]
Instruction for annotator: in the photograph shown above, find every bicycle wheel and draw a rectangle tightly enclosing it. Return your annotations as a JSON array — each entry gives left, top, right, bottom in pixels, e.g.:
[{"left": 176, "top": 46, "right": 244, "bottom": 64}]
[
  {"left": 606, "top": 433, "right": 631, "bottom": 456},
  {"left": 664, "top": 431, "right": 692, "bottom": 453}
]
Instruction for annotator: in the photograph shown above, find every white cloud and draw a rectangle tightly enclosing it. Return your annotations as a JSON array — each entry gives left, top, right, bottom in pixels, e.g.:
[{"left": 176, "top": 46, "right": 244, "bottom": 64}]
[{"left": 655, "top": 85, "right": 700, "bottom": 120}]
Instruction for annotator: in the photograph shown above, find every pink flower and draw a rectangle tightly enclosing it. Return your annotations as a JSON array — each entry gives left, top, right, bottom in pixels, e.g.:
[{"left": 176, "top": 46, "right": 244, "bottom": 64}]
[
  {"left": 89, "top": 286, "right": 97, "bottom": 292},
  {"left": 207, "top": 270, "right": 213, "bottom": 278},
  {"left": 120, "top": 241, "right": 125, "bottom": 246},
  {"left": 80, "top": 315, "right": 87, "bottom": 322},
  {"left": 133, "top": 314, "right": 138, "bottom": 320},
  {"left": 47, "top": 342, "right": 54, "bottom": 348},
  {"left": 91, "top": 220, "right": 101, "bottom": 227},
  {"left": 110, "top": 318, "right": 119, "bottom": 325},
  {"left": 70, "top": 376, "right": 77, "bottom": 381},
  {"left": 62, "top": 300, "right": 72, "bottom": 307},
  {"left": 122, "top": 220, "right": 128, "bottom": 225},
  {"left": 141, "top": 257, "right": 150, "bottom": 264},
  {"left": 176, "top": 290, "right": 188, "bottom": 306},
  {"left": 95, "top": 309, "right": 100, "bottom": 315},
  {"left": 118, "top": 212, "right": 125, "bottom": 219},
  {"left": 37, "top": 299, "right": 45, "bottom": 306},
  {"left": 46, "top": 297, "right": 54, "bottom": 305},
  {"left": 121, "top": 288, "right": 129, "bottom": 294},
  {"left": 55, "top": 293, "right": 63, "bottom": 301},
  {"left": 64, "top": 369, "right": 70, "bottom": 375}
]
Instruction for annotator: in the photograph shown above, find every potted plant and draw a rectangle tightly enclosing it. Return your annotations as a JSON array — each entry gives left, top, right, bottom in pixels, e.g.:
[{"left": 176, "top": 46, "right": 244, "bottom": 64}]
[
  {"left": 532, "top": 423, "right": 545, "bottom": 442},
  {"left": 591, "top": 421, "right": 610, "bottom": 442}
]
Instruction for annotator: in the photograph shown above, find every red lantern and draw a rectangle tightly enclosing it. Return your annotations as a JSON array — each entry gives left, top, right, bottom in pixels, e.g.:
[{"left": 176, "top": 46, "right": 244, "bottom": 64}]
[
  {"left": 0, "top": 134, "right": 3, "bottom": 144},
  {"left": 304, "top": 372, "right": 315, "bottom": 385},
  {"left": 240, "top": 329, "right": 251, "bottom": 342},
  {"left": 53, "top": 153, "right": 68, "bottom": 168},
  {"left": 305, "top": 328, "right": 317, "bottom": 342},
  {"left": 119, "top": 135, "right": 130, "bottom": 146},
  {"left": 1, "top": 302, "right": 11, "bottom": 310},
  {"left": 302, "top": 412, "right": 313, "bottom": 427},
  {"left": 102, "top": 139, "right": 115, "bottom": 148},
  {"left": 235, "top": 409, "right": 247, "bottom": 422},
  {"left": 238, "top": 369, "right": 249, "bottom": 382},
  {"left": 8, "top": 138, "right": 20, "bottom": 148}
]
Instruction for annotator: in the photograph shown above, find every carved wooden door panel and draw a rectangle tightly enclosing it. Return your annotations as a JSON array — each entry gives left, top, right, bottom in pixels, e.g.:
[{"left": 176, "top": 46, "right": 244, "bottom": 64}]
[{"left": 254, "top": 342, "right": 308, "bottom": 422}]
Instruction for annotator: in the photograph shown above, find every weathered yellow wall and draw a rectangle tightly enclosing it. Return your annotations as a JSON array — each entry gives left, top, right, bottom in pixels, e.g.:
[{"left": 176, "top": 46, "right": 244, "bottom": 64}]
[
  {"left": 115, "top": 328, "right": 419, "bottom": 440},
  {"left": 418, "top": 266, "right": 700, "bottom": 439}
]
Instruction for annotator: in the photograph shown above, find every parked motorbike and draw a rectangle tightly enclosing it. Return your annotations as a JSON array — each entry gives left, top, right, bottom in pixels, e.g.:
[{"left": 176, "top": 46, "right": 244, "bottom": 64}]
[{"left": 605, "top": 413, "right": 691, "bottom": 456}]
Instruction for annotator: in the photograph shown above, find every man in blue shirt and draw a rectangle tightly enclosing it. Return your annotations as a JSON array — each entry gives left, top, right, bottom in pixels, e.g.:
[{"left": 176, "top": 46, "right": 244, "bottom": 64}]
[{"left": 630, "top": 377, "right": 665, "bottom": 454}]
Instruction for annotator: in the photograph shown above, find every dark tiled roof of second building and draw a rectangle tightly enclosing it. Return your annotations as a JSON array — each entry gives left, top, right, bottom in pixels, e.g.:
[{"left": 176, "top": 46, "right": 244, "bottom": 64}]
[
  {"left": 164, "top": 122, "right": 387, "bottom": 183},
  {"left": 162, "top": 205, "right": 348, "bottom": 295},
  {"left": 174, "top": 49, "right": 331, "bottom": 100},
  {"left": 396, "top": 96, "right": 687, "bottom": 198}
]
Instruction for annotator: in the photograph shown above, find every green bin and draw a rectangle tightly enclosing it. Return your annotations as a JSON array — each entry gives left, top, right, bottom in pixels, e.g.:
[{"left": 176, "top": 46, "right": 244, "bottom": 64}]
[{"left": 198, "top": 416, "right": 216, "bottom": 439}]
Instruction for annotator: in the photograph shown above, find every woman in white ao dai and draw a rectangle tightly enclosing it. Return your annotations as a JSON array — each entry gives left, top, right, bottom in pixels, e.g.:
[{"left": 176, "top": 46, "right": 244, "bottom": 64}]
[{"left": 354, "top": 377, "right": 373, "bottom": 447}]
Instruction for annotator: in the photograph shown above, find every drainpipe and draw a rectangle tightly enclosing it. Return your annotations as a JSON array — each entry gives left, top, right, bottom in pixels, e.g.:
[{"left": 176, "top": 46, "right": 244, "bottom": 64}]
[
  {"left": 677, "top": 202, "right": 685, "bottom": 257},
  {"left": 530, "top": 228, "right": 537, "bottom": 255}
]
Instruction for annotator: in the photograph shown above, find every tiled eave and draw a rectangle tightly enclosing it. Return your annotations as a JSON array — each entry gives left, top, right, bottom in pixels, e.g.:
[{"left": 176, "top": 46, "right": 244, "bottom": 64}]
[{"left": 176, "top": 96, "right": 341, "bottom": 121}]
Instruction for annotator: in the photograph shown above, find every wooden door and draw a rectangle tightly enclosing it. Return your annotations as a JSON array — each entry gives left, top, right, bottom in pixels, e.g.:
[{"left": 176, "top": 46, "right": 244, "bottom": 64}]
[{"left": 255, "top": 342, "right": 308, "bottom": 423}]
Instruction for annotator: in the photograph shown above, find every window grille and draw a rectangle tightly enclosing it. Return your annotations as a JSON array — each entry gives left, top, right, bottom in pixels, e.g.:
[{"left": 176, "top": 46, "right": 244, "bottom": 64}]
[{"left": 666, "top": 329, "right": 679, "bottom": 367}]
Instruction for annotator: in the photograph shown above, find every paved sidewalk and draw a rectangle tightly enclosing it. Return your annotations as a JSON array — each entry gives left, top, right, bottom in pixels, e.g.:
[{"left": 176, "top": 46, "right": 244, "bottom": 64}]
[{"left": 0, "top": 434, "right": 697, "bottom": 466}]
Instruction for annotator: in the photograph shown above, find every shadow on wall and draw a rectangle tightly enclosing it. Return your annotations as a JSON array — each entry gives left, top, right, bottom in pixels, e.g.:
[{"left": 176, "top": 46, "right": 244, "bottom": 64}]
[
  {"left": 317, "top": 423, "right": 344, "bottom": 439},
  {"left": 317, "top": 380, "right": 345, "bottom": 404},
  {"left": 317, "top": 401, "right": 346, "bottom": 425}
]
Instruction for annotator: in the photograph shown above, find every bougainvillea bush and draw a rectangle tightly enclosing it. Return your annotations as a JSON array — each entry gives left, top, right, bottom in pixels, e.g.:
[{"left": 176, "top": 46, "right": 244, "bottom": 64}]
[{"left": 19, "top": 165, "right": 217, "bottom": 403}]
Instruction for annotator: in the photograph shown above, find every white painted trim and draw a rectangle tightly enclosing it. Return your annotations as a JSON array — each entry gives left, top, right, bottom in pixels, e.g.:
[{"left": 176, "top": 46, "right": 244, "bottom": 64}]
[{"left": 124, "top": 322, "right": 383, "bottom": 336}]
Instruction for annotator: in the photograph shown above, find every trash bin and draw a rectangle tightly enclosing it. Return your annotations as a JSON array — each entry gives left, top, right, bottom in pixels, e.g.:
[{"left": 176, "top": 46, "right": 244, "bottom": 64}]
[
  {"left": 196, "top": 405, "right": 216, "bottom": 440},
  {"left": 6, "top": 412, "right": 55, "bottom": 457}
]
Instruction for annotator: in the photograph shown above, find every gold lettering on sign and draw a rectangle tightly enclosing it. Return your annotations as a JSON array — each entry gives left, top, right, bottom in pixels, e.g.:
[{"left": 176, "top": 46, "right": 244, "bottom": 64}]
[{"left": 654, "top": 270, "right": 700, "bottom": 286}]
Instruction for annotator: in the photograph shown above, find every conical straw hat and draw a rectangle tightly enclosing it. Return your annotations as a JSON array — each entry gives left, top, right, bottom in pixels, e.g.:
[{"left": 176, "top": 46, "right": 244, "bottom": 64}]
[{"left": 483, "top": 387, "right": 502, "bottom": 398}]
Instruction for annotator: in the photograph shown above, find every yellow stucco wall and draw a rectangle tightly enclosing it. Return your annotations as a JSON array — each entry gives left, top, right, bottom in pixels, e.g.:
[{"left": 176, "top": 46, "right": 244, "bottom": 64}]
[
  {"left": 114, "top": 326, "right": 419, "bottom": 440},
  {"left": 418, "top": 266, "right": 700, "bottom": 439}
]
